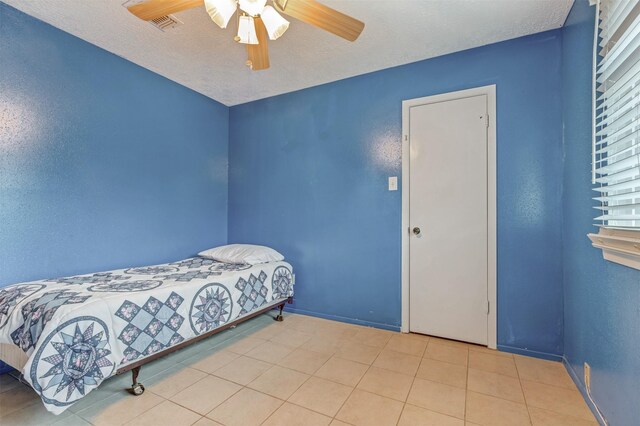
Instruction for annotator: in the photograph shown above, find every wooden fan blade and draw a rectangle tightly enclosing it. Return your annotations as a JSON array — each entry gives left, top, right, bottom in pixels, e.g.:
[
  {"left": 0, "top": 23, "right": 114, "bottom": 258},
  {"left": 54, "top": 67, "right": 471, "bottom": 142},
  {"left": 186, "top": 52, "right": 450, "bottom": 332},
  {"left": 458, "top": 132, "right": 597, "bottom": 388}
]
[
  {"left": 246, "top": 17, "right": 270, "bottom": 71},
  {"left": 275, "top": 0, "right": 364, "bottom": 42},
  {"left": 128, "top": 0, "right": 203, "bottom": 21}
]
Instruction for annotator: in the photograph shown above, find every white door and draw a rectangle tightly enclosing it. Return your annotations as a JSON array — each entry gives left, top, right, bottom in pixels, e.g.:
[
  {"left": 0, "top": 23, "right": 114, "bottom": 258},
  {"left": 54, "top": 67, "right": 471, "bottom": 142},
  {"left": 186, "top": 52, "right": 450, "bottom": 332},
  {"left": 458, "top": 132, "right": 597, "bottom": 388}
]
[{"left": 408, "top": 94, "right": 488, "bottom": 345}]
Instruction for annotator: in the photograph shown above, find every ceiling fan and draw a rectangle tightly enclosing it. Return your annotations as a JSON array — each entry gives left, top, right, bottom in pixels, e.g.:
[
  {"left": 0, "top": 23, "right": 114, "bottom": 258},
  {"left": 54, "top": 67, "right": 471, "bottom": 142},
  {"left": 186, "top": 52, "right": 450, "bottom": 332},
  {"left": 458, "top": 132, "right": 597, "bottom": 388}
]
[{"left": 127, "top": 0, "right": 365, "bottom": 71}]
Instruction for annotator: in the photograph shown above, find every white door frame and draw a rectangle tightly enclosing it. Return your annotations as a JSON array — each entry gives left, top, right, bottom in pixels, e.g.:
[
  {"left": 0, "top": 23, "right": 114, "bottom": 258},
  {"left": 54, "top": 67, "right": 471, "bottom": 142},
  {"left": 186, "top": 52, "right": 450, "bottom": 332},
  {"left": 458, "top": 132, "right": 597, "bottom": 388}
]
[{"left": 401, "top": 85, "right": 497, "bottom": 349}]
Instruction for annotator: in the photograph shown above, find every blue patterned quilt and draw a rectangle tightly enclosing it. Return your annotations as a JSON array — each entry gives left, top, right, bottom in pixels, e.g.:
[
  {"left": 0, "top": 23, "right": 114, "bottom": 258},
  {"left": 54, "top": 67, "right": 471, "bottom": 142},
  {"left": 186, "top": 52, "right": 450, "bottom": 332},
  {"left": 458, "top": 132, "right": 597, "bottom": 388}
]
[{"left": 0, "top": 257, "right": 294, "bottom": 414}]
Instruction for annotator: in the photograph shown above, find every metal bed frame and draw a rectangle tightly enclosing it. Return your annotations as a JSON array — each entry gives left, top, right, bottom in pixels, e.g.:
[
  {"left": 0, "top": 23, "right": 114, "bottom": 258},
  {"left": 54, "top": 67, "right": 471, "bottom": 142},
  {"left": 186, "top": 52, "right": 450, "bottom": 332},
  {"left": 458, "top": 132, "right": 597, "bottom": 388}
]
[{"left": 118, "top": 296, "right": 293, "bottom": 395}]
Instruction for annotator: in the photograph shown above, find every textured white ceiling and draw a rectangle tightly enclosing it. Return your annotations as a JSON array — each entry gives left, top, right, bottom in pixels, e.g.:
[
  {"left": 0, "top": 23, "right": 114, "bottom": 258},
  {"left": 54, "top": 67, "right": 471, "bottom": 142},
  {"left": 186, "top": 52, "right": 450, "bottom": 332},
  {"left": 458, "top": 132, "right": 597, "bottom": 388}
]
[{"left": 3, "top": 0, "right": 573, "bottom": 106}]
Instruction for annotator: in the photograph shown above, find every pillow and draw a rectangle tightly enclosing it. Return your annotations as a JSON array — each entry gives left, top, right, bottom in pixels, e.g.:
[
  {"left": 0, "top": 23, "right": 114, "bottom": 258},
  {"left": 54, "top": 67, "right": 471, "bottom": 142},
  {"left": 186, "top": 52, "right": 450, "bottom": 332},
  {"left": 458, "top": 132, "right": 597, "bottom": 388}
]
[{"left": 198, "top": 244, "right": 284, "bottom": 265}]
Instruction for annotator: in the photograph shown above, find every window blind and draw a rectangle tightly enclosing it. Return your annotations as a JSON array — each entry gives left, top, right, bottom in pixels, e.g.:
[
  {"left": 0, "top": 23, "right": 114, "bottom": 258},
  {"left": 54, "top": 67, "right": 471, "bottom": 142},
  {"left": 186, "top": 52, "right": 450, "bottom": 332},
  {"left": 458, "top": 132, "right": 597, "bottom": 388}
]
[{"left": 594, "top": 0, "right": 640, "bottom": 228}]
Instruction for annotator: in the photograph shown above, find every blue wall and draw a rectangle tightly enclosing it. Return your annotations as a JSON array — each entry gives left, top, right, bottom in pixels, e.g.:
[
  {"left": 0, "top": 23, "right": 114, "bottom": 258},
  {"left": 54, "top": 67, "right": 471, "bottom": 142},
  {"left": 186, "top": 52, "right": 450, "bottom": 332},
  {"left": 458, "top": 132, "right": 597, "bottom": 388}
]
[
  {"left": 229, "top": 31, "right": 565, "bottom": 356},
  {"left": 0, "top": 3, "right": 229, "bottom": 287},
  {"left": 562, "top": 1, "right": 640, "bottom": 424}
]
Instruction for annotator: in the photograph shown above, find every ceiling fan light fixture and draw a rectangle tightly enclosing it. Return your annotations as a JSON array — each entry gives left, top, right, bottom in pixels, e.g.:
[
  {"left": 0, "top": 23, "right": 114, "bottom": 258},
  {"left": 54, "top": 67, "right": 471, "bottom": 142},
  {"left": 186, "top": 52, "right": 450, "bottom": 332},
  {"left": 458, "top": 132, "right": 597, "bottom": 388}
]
[
  {"left": 237, "top": 15, "right": 259, "bottom": 44},
  {"left": 127, "top": 0, "right": 364, "bottom": 72},
  {"left": 204, "top": 0, "right": 237, "bottom": 29},
  {"left": 238, "top": 0, "right": 267, "bottom": 17},
  {"left": 261, "top": 5, "right": 289, "bottom": 40}
]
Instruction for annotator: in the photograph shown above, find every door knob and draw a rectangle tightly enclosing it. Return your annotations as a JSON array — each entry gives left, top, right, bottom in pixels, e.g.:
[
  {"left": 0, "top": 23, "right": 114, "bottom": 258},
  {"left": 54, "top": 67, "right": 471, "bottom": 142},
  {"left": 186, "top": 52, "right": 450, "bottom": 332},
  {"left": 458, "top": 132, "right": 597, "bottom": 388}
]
[{"left": 413, "top": 227, "right": 421, "bottom": 236}]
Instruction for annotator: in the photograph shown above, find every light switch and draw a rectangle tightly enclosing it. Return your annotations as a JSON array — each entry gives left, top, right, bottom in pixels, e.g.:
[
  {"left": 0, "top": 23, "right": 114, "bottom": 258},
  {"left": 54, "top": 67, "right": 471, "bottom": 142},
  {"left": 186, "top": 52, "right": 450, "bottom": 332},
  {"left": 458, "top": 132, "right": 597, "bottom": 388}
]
[{"left": 388, "top": 176, "right": 398, "bottom": 191}]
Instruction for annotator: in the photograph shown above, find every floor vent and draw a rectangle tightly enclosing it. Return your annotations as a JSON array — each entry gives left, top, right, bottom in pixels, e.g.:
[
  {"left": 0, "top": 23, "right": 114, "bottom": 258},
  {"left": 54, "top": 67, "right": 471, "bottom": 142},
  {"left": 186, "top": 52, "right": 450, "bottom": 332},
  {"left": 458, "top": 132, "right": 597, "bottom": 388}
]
[{"left": 149, "top": 15, "right": 183, "bottom": 31}]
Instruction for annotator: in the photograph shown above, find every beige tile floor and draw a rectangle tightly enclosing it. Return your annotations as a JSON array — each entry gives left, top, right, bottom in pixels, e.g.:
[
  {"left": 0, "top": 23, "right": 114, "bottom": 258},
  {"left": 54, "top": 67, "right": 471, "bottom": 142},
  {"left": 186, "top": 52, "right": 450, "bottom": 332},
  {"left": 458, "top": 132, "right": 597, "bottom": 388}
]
[{"left": 0, "top": 312, "right": 598, "bottom": 426}]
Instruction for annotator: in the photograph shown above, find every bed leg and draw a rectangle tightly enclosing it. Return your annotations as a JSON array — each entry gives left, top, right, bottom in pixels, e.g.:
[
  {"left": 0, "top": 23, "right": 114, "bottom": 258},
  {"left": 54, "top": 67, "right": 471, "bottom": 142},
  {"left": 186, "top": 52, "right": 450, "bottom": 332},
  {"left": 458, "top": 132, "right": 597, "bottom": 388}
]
[
  {"left": 275, "top": 303, "right": 285, "bottom": 322},
  {"left": 128, "top": 366, "right": 145, "bottom": 396}
]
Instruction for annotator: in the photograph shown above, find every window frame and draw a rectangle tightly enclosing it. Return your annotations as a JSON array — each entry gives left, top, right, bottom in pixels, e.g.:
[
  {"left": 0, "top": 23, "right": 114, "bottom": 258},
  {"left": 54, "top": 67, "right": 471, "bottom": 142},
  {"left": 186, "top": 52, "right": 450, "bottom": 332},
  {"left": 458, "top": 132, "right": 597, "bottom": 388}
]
[{"left": 589, "top": 0, "right": 640, "bottom": 270}]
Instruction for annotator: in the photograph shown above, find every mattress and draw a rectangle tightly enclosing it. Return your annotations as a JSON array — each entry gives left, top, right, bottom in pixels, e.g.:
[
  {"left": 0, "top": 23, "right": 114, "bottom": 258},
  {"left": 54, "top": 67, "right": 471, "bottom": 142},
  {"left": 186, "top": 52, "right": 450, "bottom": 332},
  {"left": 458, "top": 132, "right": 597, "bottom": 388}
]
[{"left": 0, "top": 256, "right": 294, "bottom": 414}]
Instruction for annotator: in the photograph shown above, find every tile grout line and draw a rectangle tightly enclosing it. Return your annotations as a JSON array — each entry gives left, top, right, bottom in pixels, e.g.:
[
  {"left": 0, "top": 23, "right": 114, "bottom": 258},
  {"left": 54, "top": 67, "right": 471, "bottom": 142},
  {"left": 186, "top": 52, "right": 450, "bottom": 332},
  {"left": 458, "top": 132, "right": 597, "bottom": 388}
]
[
  {"left": 465, "top": 369, "right": 529, "bottom": 406},
  {"left": 393, "top": 334, "right": 430, "bottom": 426},
  {"left": 158, "top": 323, "right": 281, "bottom": 424},
  {"left": 467, "top": 350, "right": 522, "bottom": 379},
  {"left": 519, "top": 375, "right": 593, "bottom": 392},
  {"left": 125, "top": 391, "right": 206, "bottom": 426},
  {"left": 254, "top": 319, "right": 378, "bottom": 425},
  {"left": 423, "top": 340, "right": 471, "bottom": 368},
  {"left": 514, "top": 354, "right": 534, "bottom": 425},
  {"left": 252, "top": 317, "right": 350, "bottom": 425},
  {"left": 264, "top": 326, "right": 365, "bottom": 422},
  {"left": 254, "top": 358, "right": 315, "bottom": 424},
  {"left": 201, "top": 323, "right": 293, "bottom": 425},
  {"left": 329, "top": 331, "right": 392, "bottom": 425},
  {"left": 515, "top": 363, "right": 596, "bottom": 424},
  {"left": 158, "top": 375, "right": 239, "bottom": 420},
  {"left": 132, "top": 333, "right": 410, "bottom": 423}
]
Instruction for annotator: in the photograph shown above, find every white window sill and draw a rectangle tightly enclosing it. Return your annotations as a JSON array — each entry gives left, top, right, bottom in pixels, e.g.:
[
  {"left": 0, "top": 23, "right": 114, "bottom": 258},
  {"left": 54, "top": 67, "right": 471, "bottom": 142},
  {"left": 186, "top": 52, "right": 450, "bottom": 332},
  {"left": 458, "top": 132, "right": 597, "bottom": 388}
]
[{"left": 588, "top": 228, "right": 640, "bottom": 270}]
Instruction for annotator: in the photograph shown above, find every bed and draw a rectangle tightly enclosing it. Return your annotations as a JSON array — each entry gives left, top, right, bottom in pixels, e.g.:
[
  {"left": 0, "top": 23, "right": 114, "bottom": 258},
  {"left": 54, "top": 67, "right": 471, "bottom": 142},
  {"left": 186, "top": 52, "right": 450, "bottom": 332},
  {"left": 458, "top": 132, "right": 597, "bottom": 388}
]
[{"left": 0, "top": 255, "right": 294, "bottom": 414}]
